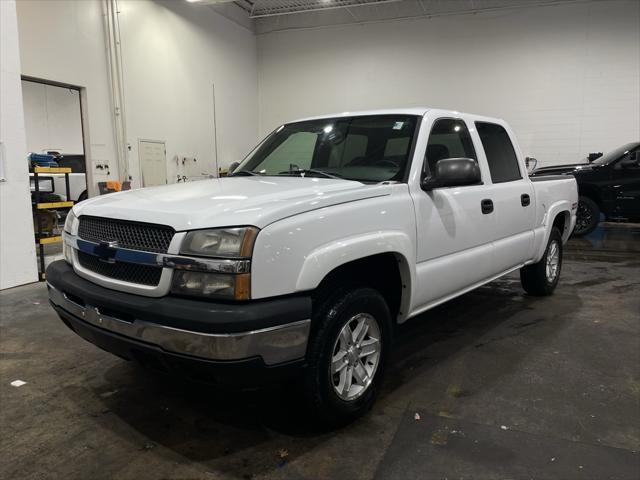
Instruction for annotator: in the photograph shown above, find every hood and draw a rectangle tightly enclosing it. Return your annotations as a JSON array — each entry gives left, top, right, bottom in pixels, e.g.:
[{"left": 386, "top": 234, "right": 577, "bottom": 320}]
[
  {"left": 75, "top": 177, "right": 391, "bottom": 231},
  {"left": 531, "top": 163, "right": 594, "bottom": 176}
]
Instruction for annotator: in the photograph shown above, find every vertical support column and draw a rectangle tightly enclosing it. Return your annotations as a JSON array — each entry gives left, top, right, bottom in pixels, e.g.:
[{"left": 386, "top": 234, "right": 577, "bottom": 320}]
[{"left": 102, "top": 0, "right": 129, "bottom": 185}]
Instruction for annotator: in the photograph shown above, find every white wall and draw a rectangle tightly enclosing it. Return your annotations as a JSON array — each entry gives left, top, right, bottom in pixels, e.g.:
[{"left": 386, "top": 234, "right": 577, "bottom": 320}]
[
  {"left": 21, "top": 81, "right": 84, "bottom": 154},
  {"left": 16, "top": 0, "right": 259, "bottom": 189},
  {"left": 258, "top": 1, "right": 640, "bottom": 166},
  {"left": 17, "top": 0, "right": 118, "bottom": 193},
  {"left": 0, "top": 0, "right": 38, "bottom": 289},
  {"left": 118, "top": 0, "right": 258, "bottom": 185}
]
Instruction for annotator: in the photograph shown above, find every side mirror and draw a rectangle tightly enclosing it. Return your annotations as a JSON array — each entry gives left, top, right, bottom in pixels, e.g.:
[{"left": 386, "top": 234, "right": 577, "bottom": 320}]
[
  {"left": 421, "top": 158, "right": 481, "bottom": 191},
  {"left": 525, "top": 156, "right": 538, "bottom": 174},
  {"left": 228, "top": 161, "right": 240, "bottom": 174},
  {"left": 588, "top": 152, "right": 603, "bottom": 163}
]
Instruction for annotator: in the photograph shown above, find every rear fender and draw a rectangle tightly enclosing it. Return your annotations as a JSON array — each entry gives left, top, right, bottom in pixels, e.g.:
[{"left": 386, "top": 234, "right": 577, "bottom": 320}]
[{"left": 533, "top": 201, "right": 573, "bottom": 262}]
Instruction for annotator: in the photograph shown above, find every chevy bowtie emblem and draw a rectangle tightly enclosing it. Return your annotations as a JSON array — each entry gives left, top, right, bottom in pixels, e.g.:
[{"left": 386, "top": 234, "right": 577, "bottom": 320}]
[{"left": 95, "top": 240, "right": 119, "bottom": 263}]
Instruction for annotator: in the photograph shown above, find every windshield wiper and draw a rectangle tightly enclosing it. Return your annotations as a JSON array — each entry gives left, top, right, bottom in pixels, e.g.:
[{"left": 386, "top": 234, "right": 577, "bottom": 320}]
[
  {"left": 277, "top": 169, "right": 343, "bottom": 179},
  {"left": 228, "top": 170, "right": 261, "bottom": 177}
]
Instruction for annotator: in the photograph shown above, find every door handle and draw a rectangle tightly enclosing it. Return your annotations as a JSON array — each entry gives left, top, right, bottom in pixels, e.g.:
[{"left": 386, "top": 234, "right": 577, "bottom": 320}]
[
  {"left": 521, "top": 194, "right": 531, "bottom": 207},
  {"left": 481, "top": 199, "right": 494, "bottom": 214}
]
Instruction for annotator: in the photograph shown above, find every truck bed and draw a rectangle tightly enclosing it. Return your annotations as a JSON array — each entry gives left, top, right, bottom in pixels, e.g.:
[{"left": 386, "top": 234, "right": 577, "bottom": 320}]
[{"left": 530, "top": 175, "right": 572, "bottom": 182}]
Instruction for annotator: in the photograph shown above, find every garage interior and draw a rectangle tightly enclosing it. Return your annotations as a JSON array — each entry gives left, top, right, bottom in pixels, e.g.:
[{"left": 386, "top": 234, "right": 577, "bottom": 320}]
[{"left": 1, "top": 0, "right": 639, "bottom": 479}]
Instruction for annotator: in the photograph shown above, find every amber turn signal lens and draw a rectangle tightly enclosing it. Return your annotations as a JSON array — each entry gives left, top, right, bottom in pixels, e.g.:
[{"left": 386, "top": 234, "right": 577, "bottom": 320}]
[{"left": 234, "top": 274, "right": 251, "bottom": 300}]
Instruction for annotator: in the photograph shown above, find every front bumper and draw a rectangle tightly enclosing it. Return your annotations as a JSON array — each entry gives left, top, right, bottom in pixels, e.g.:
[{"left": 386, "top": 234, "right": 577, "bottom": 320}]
[{"left": 46, "top": 261, "right": 311, "bottom": 383}]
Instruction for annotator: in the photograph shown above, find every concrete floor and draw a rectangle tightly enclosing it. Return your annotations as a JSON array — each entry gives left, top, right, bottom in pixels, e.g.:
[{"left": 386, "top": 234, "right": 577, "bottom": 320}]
[{"left": 1, "top": 225, "right": 639, "bottom": 479}]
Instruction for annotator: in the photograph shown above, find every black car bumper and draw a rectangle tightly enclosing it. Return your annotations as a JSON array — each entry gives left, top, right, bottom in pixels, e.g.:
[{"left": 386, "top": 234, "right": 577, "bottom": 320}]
[{"left": 46, "top": 261, "right": 312, "bottom": 387}]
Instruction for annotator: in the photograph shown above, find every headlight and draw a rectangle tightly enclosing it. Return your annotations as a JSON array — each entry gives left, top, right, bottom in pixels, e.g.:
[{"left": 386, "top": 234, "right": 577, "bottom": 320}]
[
  {"left": 171, "top": 271, "right": 250, "bottom": 300},
  {"left": 174, "top": 226, "right": 258, "bottom": 300},
  {"left": 62, "top": 210, "right": 78, "bottom": 265},
  {"left": 180, "top": 227, "right": 258, "bottom": 258},
  {"left": 64, "top": 209, "right": 78, "bottom": 235}
]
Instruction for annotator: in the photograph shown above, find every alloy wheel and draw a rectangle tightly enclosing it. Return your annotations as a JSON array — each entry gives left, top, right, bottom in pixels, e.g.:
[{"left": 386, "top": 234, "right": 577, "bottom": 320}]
[
  {"left": 330, "top": 313, "right": 382, "bottom": 401},
  {"left": 575, "top": 201, "right": 593, "bottom": 234},
  {"left": 546, "top": 240, "right": 560, "bottom": 282}
]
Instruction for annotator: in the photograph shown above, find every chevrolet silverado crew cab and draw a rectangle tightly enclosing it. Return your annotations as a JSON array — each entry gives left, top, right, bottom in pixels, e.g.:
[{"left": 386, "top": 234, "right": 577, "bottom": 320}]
[{"left": 47, "top": 108, "right": 578, "bottom": 423}]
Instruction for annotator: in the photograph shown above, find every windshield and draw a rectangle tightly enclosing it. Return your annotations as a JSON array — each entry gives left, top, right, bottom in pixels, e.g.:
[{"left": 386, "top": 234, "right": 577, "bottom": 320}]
[
  {"left": 233, "top": 115, "right": 419, "bottom": 183},
  {"left": 591, "top": 142, "right": 640, "bottom": 165}
]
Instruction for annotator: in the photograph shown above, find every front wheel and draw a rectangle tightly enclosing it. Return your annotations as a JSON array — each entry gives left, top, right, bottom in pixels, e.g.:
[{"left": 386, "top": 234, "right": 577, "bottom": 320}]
[
  {"left": 520, "top": 227, "right": 563, "bottom": 296},
  {"left": 303, "top": 287, "right": 391, "bottom": 426}
]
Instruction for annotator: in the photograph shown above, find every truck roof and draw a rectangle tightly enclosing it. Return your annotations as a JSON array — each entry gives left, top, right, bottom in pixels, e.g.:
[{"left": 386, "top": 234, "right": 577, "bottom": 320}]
[{"left": 290, "top": 107, "right": 504, "bottom": 125}]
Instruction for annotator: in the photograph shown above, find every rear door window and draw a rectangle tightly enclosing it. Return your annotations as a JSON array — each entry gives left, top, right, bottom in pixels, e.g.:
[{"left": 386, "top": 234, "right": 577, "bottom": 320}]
[{"left": 476, "top": 122, "right": 522, "bottom": 183}]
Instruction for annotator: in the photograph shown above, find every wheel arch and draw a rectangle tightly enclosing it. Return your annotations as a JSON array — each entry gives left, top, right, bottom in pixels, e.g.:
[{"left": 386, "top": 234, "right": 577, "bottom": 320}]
[
  {"left": 578, "top": 185, "right": 604, "bottom": 210},
  {"left": 533, "top": 202, "right": 573, "bottom": 262},
  {"left": 552, "top": 210, "right": 572, "bottom": 242},
  {"left": 297, "top": 232, "right": 414, "bottom": 323}
]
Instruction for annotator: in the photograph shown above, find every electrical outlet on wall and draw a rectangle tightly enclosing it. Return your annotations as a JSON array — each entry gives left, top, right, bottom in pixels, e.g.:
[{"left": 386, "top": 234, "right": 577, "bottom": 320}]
[
  {"left": 180, "top": 156, "right": 204, "bottom": 178},
  {"left": 93, "top": 160, "right": 110, "bottom": 176}
]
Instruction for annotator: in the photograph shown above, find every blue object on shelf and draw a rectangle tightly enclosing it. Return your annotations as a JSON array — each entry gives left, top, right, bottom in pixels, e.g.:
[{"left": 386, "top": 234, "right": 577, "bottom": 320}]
[{"left": 29, "top": 153, "right": 58, "bottom": 168}]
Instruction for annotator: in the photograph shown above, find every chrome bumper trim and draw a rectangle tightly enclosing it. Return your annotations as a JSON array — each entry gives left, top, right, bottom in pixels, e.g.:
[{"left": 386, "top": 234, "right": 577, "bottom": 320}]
[
  {"left": 48, "top": 283, "right": 310, "bottom": 365},
  {"left": 63, "top": 232, "right": 250, "bottom": 274}
]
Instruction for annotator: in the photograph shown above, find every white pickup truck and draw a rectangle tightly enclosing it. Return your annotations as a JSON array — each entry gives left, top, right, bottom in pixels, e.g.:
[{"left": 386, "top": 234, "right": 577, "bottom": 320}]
[{"left": 47, "top": 108, "right": 577, "bottom": 423}]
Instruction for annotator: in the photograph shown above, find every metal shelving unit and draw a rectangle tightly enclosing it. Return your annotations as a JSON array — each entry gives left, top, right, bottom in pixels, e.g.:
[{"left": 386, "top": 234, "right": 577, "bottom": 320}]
[{"left": 32, "top": 166, "right": 74, "bottom": 281}]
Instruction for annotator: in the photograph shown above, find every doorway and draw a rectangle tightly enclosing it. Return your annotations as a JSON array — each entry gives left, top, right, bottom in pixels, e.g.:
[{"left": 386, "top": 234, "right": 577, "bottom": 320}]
[{"left": 21, "top": 77, "right": 89, "bottom": 278}]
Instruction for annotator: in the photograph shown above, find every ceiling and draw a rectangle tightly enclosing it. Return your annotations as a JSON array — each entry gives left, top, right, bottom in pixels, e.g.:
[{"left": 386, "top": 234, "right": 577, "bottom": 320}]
[
  {"left": 246, "top": 0, "right": 406, "bottom": 18},
  {"left": 204, "top": 0, "right": 594, "bottom": 33}
]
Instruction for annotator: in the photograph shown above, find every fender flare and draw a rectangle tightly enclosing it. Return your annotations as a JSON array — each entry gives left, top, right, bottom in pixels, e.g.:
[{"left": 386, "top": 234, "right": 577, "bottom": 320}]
[
  {"left": 533, "top": 200, "right": 573, "bottom": 262},
  {"left": 295, "top": 231, "right": 415, "bottom": 320}
]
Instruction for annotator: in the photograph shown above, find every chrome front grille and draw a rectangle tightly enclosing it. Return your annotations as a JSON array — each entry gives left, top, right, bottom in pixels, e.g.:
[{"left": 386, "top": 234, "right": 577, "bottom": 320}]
[
  {"left": 78, "top": 216, "right": 174, "bottom": 253},
  {"left": 76, "top": 216, "right": 174, "bottom": 287},
  {"left": 77, "top": 251, "right": 163, "bottom": 286}
]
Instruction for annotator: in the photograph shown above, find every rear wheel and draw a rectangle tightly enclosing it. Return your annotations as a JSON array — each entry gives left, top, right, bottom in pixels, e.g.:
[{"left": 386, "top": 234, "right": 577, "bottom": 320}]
[
  {"left": 520, "top": 227, "right": 563, "bottom": 296},
  {"left": 303, "top": 287, "right": 391, "bottom": 426},
  {"left": 573, "top": 196, "right": 599, "bottom": 236}
]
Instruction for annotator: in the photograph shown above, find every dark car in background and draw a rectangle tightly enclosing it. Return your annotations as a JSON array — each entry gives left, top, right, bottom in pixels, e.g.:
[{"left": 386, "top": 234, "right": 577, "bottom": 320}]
[{"left": 531, "top": 142, "right": 640, "bottom": 236}]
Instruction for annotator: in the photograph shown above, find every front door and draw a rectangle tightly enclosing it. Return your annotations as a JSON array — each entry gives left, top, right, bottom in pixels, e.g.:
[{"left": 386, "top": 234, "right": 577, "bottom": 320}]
[
  {"left": 612, "top": 148, "right": 640, "bottom": 219},
  {"left": 410, "top": 116, "right": 497, "bottom": 310}
]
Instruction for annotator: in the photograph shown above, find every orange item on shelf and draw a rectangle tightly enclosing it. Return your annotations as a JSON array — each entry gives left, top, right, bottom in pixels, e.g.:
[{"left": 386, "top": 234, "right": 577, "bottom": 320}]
[{"left": 106, "top": 181, "right": 122, "bottom": 192}]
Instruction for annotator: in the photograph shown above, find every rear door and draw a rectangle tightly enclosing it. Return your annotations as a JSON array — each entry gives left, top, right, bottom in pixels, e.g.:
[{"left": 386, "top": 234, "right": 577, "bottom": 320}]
[{"left": 473, "top": 121, "right": 535, "bottom": 271}]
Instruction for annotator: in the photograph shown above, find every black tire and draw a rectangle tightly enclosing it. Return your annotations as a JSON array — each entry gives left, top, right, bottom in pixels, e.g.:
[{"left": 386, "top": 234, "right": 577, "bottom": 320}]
[
  {"left": 303, "top": 287, "right": 392, "bottom": 426},
  {"left": 573, "top": 196, "right": 600, "bottom": 236},
  {"left": 77, "top": 191, "right": 88, "bottom": 203},
  {"left": 520, "top": 227, "right": 563, "bottom": 296}
]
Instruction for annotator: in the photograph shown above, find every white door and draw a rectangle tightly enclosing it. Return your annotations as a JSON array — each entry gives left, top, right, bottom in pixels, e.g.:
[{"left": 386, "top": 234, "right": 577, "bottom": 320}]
[
  {"left": 472, "top": 121, "right": 535, "bottom": 271},
  {"left": 139, "top": 140, "right": 167, "bottom": 187},
  {"left": 410, "top": 116, "right": 497, "bottom": 310}
]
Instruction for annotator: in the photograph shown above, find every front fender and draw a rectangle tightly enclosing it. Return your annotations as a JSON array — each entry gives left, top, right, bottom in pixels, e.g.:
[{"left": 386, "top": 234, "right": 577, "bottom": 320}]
[
  {"left": 249, "top": 186, "right": 417, "bottom": 307},
  {"left": 296, "top": 231, "right": 415, "bottom": 322},
  {"left": 296, "top": 231, "right": 414, "bottom": 288}
]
